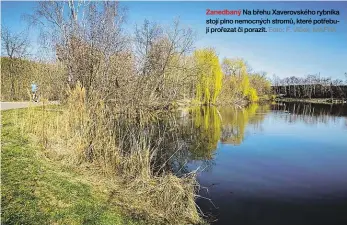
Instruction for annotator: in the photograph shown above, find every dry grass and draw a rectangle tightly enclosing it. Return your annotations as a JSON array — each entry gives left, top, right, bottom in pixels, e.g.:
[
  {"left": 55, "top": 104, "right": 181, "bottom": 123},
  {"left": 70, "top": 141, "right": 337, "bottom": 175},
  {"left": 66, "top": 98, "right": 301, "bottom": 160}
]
[{"left": 13, "top": 83, "right": 204, "bottom": 225}]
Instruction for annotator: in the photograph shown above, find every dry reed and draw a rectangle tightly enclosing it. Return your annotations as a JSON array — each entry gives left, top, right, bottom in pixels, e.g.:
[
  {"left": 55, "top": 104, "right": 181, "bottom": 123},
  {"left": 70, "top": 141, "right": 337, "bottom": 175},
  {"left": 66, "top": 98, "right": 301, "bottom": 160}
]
[{"left": 16, "top": 83, "right": 204, "bottom": 225}]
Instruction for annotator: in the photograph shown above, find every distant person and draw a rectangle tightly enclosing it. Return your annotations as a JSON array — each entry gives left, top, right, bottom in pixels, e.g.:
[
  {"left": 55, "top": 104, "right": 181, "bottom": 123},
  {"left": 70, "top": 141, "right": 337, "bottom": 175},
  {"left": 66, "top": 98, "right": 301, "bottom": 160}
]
[{"left": 31, "top": 82, "right": 38, "bottom": 102}]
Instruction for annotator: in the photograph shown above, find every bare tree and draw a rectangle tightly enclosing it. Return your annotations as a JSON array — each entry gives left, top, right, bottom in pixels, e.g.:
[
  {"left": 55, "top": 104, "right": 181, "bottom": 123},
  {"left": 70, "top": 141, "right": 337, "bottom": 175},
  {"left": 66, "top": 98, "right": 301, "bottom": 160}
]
[
  {"left": 134, "top": 18, "right": 195, "bottom": 102},
  {"left": 1, "top": 26, "right": 29, "bottom": 59},
  {"left": 134, "top": 19, "right": 163, "bottom": 76},
  {"left": 27, "top": 0, "right": 128, "bottom": 100},
  {"left": 272, "top": 74, "right": 279, "bottom": 94}
]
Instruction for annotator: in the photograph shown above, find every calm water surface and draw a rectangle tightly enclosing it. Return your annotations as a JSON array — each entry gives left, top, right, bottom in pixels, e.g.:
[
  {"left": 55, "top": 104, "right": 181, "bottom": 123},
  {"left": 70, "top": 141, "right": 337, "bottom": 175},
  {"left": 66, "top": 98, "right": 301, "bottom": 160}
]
[{"left": 184, "top": 103, "right": 347, "bottom": 225}]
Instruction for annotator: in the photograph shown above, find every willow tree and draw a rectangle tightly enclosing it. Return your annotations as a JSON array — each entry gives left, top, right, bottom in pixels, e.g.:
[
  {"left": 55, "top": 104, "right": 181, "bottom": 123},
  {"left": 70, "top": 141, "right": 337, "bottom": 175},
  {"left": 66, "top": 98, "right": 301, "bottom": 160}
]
[
  {"left": 194, "top": 48, "right": 223, "bottom": 105},
  {"left": 248, "top": 88, "right": 259, "bottom": 102},
  {"left": 240, "top": 72, "right": 250, "bottom": 97}
]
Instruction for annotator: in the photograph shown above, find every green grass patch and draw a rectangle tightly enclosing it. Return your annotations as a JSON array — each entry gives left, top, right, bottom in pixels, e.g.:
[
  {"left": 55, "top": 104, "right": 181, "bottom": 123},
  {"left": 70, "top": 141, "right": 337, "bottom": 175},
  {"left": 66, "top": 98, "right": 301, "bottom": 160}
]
[{"left": 1, "top": 109, "right": 144, "bottom": 225}]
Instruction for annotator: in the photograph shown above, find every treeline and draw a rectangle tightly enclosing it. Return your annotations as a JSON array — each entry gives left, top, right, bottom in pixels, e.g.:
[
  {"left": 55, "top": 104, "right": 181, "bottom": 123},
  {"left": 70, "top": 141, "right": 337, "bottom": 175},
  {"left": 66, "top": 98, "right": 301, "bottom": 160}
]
[
  {"left": 272, "top": 74, "right": 347, "bottom": 99},
  {"left": 1, "top": 53, "right": 272, "bottom": 106},
  {"left": 1, "top": 2, "right": 271, "bottom": 106}
]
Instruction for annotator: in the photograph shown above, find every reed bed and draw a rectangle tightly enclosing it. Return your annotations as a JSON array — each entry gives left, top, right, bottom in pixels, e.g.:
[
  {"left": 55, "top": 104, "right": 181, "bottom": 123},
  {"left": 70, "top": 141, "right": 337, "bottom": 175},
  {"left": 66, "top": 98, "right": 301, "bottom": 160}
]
[{"left": 13, "top": 83, "right": 204, "bottom": 225}]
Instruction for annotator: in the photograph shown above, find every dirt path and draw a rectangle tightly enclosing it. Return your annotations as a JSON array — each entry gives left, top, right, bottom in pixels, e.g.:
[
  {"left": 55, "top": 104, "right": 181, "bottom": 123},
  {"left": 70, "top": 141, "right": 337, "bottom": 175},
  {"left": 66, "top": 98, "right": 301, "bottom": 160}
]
[{"left": 0, "top": 101, "right": 58, "bottom": 111}]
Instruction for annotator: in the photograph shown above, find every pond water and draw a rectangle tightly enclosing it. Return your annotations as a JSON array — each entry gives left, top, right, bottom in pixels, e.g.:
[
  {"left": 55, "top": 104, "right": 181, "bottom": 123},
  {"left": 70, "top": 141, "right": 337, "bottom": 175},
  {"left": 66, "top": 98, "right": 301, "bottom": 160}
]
[{"left": 185, "top": 102, "right": 347, "bottom": 225}]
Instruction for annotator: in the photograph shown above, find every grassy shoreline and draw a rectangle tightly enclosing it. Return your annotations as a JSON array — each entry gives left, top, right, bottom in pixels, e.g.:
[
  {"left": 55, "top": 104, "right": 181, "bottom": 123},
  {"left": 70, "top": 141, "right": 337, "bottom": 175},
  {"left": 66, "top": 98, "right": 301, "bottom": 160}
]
[
  {"left": 1, "top": 109, "right": 147, "bottom": 225},
  {"left": 1, "top": 105, "right": 205, "bottom": 225}
]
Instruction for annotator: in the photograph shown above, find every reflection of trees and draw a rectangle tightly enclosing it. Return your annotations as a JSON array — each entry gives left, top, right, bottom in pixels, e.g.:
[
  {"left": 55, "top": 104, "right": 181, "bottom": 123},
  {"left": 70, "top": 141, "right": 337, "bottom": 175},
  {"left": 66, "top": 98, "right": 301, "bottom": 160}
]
[
  {"left": 271, "top": 102, "right": 347, "bottom": 125},
  {"left": 115, "top": 104, "right": 270, "bottom": 176},
  {"left": 189, "top": 104, "right": 269, "bottom": 149},
  {"left": 190, "top": 107, "right": 221, "bottom": 159},
  {"left": 115, "top": 109, "right": 219, "bottom": 176},
  {"left": 117, "top": 103, "right": 347, "bottom": 176},
  {"left": 218, "top": 104, "right": 269, "bottom": 145}
]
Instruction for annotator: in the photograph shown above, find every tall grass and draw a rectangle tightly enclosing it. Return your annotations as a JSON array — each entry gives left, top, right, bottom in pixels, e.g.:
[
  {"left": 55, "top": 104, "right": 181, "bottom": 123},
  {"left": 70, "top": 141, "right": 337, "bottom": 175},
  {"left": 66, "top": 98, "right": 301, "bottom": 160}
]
[{"left": 16, "top": 83, "right": 203, "bottom": 225}]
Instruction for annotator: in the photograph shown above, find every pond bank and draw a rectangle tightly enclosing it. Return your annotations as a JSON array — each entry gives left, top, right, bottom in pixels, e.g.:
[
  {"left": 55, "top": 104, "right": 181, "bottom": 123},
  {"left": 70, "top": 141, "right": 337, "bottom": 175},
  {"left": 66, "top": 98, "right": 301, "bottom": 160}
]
[
  {"left": 2, "top": 106, "right": 205, "bottom": 225},
  {"left": 1, "top": 109, "right": 148, "bottom": 225}
]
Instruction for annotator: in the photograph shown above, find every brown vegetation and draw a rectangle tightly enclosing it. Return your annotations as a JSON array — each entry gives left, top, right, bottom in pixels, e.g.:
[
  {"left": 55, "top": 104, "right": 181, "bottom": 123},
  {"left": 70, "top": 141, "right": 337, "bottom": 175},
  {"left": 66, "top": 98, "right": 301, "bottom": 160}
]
[{"left": 1, "top": 1, "right": 273, "bottom": 224}]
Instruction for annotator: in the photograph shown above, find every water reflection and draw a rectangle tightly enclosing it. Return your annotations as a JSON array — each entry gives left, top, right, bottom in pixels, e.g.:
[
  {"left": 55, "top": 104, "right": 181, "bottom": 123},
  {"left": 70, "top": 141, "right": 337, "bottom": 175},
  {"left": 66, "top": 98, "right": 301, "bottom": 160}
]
[
  {"left": 172, "top": 102, "right": 347, "bottom": 175},
  {"left": 187, "top": 102, "right": 347, "bottom": 161},
  {"left": 115, "top": 103, "right": 272, "bottom": 177},
  {"left": 116, "top": 102, "right": 347, "bottom": 225},
  {"left": 271, "top": 102, "right": 347, "bottom": 125},
  {"left": 190, "top": 107, "right": 221, "bottom": 159},
  {"left": 119, "top": 102, "right": 346, "bottom": 178},
  {"left": 218, "top": 104, "right": 269, "bottom": 145},
  {"left": 272, "top": 102, "right": 347, "bottom": 117},
  {"left": 190, "top": 102, "right": 347, "bottom": 225},
  {"left": 188, "top": 104, "right": 270, "bottom": 149}
]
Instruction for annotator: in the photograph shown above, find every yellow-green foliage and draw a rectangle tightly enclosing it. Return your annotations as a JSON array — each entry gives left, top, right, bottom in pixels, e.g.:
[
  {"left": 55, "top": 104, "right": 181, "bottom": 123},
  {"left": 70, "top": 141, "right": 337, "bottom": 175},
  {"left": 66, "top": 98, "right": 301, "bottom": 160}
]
[
  {"left": 193, "top": 48, "right": 223, "bottom": 105},
  {"left": 219, "top": 104, "right": 263, "bottom": 145},
  {"left": 241, "top": 73, "right": 250, "bottom": 97},
  {"left": 191, "top": 106, "right": 221, "bottom": 158},
  {"left": 248, "top": 87, "right": 259, "bottom": 102},
  {"left": 219, "top": 57, "right": 268, "bottom": 104}
]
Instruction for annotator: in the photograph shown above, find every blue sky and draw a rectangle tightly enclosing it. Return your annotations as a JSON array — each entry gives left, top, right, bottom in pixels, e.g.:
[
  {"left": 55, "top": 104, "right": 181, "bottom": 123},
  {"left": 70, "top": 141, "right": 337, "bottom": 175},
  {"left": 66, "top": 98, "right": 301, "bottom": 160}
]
[{"left": 1, "top": 1, "right": 346, "bottom": 80}]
